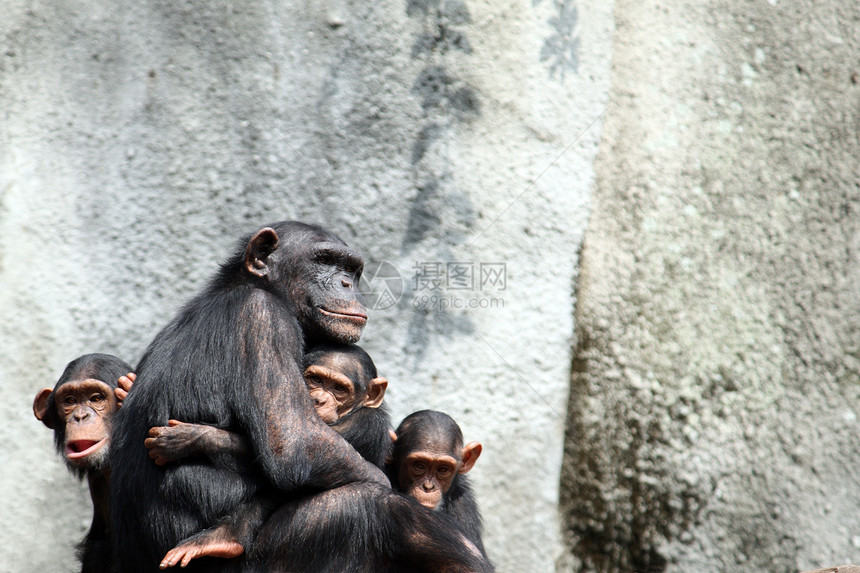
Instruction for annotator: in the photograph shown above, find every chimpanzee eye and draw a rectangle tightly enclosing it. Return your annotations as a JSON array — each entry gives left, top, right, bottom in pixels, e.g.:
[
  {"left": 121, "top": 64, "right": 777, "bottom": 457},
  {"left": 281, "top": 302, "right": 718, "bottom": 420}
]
[
  {"left": 413, "top": 462, "right": 426, "bottom": 472},
  {"left": 437, "top": 466, "right": 451, "bottom": 476},
  {"left": 90, "top": 393, "right": 105, "bottom": 403},
  {"left": 63, "top": 396, "right": 77, "bottom": 406},
  {"left": 333, "top": 384, "right": 349, "bottom": 396},
  {"left": 314, "top": 250, "right": 336, "bottom": 266}
]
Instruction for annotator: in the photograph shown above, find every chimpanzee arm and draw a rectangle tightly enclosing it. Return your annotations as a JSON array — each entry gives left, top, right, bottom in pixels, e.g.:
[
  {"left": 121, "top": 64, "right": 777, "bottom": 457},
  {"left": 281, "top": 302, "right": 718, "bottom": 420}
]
[
  {"left": 233, "top": 294, "right": 388, "bottom": 492},
  {"left": 332, "top": 405, "right": 393, "bottom": 470},
  {"left": 117, "top": 370, "right": 252, "bottom": 470},
  {"left": 250, "top": 358, "right": 388, "bottom": 490},
  {"left": 145, "top": 420, "right": 251, "bottom": 471}
]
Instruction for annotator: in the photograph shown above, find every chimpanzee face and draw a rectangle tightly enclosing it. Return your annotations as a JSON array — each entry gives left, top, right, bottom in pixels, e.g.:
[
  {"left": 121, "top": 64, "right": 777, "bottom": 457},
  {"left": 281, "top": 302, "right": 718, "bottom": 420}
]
[
  {"left": 399, "top": 446, "right": 461, "bottom": 510},
  {"left": 244, "top": 226, "right": 367, "bottom": 345},
  {"left": 391, "top": 410, "right": 483, "bottom": 512},
  {"left": 304, "top": 363, "right": 358, "bottom": 424},
  {"left": 34, "top": 377, "right": 117, "bottom": 475},
  {"left": 55, "top": 379, "right": 116, "bottom": 467},
  {"left": 293, "top": 241, "right": 367, "bottom": 344},
  {"left": 303, "top": 349, "right": 388, "bottom": 425}
]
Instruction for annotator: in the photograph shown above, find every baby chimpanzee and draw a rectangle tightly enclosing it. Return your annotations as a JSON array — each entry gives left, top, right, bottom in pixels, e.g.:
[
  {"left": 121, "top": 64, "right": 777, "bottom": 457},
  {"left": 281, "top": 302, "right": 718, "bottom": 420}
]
[
  {"left": 33, "top": 353, "right": 134, "bottom": 573},
  {"left": 144, "top": 343, "right": 391, "bottom": 568},
  {"left": 302, "top": 343, "right": 391, "bottom": 469},
  {"left": 388, "top": 409, "right": 486, "bottom": 557}
]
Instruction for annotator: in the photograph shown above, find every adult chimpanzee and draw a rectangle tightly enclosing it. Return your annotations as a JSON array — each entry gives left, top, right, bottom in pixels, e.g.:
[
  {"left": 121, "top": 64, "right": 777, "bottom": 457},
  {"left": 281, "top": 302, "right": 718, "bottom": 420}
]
[
  {"left": 145, "top": 343, "right": 393, "bottom": 569},
  {"left": 109, "top": 221, "right": 491, "bottom": 573},
  {"left": 33, "top": 353, "right": 134, "bottom": 573},
  {"left": 388, "top": 410, "right": 487, "bottom": 558}
]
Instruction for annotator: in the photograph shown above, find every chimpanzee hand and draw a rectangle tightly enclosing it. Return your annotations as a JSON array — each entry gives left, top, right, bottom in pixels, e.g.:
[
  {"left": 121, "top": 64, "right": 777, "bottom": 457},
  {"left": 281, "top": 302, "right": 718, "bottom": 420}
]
[
  {"left": 145, "top": 420, "right": 219, "bottom": 466},
  {"left": 145, "top": 420, "right": 250, "bottom": 466},
  {"left": 115, "top": 372, "right": 135, "bottom": 407}
]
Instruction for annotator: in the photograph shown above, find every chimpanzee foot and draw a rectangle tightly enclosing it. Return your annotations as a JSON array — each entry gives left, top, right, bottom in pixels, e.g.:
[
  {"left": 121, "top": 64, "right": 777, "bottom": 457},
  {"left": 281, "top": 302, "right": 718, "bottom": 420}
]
[{"left": 159, "top": 528, "right": 244, "bottom": 569}]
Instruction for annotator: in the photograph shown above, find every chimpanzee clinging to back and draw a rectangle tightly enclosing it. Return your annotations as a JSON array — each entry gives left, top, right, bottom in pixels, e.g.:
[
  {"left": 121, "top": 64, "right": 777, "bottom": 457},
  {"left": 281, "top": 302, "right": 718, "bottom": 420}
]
[
  {"left": 33, "top": 353, "right": 134, "bottom": 573},
  {"left": 389, "top": 409, "right": 487, "bottom": 557},
  {"left": 109, "top": 221, "right": 492, "bottom": 573}
]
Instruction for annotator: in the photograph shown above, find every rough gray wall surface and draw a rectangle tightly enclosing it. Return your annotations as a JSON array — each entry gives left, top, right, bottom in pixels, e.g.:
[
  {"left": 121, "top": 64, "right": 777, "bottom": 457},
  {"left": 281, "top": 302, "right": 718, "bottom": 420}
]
[
  {"left": 561, "top": 0, "right": 860, "bottom": 572},
  {"left": 0, "top": 1, "right": 612, "bottom": 572}
]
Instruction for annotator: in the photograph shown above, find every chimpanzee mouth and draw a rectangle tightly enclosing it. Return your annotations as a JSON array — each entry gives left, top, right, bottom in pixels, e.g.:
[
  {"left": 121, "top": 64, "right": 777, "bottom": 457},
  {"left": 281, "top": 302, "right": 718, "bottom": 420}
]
[
  {"left": 412, "top": 490, "right": 442, "bottom": 510},
  {"left": 65, "top": 438, "right": 108, "bottom": 460},
  {"left": 319, "top": 308, "right": 368, "bottom": 323}
]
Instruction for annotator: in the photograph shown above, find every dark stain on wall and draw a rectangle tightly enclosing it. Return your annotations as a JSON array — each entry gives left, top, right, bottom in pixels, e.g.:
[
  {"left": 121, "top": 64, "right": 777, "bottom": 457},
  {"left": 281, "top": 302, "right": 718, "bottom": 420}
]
[
  {"left": 412, "top": 66, "right": 480, "bottom": 118},
  {"left": 401, "top": 0, "right": 481, "bottom": 360}
]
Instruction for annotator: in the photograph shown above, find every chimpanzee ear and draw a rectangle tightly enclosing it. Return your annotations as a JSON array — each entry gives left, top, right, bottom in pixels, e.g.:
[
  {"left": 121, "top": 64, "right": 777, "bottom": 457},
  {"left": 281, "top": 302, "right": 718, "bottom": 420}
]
[
  {"left": 363, "top": 377, "right": 388, "bottom": 409},
  {"left": 459, "top": 441, "right": 482, "bottom": 474},
  {"left": 244, "top": 227, "right": 280, "bottom": 278},
  {"left": 385, "top": 429, "right": 397, "bottom": 464},
  {"left": 33, "top": 388, "right": 56, "bottom": 429}
]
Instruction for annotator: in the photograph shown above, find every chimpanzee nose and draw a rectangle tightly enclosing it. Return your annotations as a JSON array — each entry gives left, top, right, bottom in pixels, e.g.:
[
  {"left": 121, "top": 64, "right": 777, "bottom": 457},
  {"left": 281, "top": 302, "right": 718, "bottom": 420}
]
[
  {"left": 341, "top": 278, "right": 352, "bottom": 288},
  {"left": 422, "top": 480, "right": 435, "bottom": 492},
  {"left": 74, "top": 409, "right": 90, "bottom": 422}
]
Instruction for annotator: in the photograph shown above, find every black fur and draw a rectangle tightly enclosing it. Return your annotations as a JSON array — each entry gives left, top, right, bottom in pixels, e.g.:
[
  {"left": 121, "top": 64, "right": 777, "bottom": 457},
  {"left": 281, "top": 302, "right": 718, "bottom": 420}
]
[
  {"left": 151, "top": 343, "right": 394, "bottom": 563},
  {"left": 250, "top": 483, "right": 486, "bottom": 573}
]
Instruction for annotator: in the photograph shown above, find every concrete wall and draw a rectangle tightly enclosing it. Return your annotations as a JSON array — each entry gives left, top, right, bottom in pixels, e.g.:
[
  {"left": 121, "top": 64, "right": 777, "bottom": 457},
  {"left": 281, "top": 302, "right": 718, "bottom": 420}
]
[
  {"left": 561, "top": 0, "right": 860, "bottom": 571},
  {"left": 0, "top": 1, "right": 611, "bottom": 571}
]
